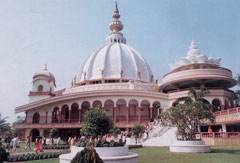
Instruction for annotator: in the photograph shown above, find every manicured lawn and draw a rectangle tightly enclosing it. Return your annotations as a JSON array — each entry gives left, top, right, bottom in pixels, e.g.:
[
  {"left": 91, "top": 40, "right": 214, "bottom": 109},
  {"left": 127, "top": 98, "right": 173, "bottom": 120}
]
[
  {"left": 23, "top": 146, "right": 240, "bottom": 163},
  {"left": 22, "top": 158, "right": 58, "bottom": 163},
  {"left": 131, "top": 146, "right": 240, "bottom": 163}
]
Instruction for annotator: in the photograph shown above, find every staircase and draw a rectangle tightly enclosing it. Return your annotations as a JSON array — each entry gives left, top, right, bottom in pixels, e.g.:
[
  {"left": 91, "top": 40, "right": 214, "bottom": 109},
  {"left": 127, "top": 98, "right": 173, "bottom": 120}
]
[
  {"left": 142, "top": 127, "right": 177, "bottom": 146},
  {"left": 126, "top": 120, "right": 177, "bottom": 146}
]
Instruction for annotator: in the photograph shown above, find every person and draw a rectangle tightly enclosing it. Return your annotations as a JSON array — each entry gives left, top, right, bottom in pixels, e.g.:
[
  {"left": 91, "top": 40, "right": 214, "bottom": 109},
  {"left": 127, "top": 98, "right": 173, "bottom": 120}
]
[
  {"left": 57, "top": 137, "right": 61, "bottom": 145},
  {"left": 4, "top": 136, "right": 11, "bottom": 152},
  {"left": 12, "top": 136, "right": 18, "bottom": 152},
  {"left": 34, "top": 138, "right": 41, "bottom": 153},
  {"left": 25, "top": 136, "right": 32, "bottom": 151},
  {"left": 39, "top": 138, "right": 43, "bottom": 152}
]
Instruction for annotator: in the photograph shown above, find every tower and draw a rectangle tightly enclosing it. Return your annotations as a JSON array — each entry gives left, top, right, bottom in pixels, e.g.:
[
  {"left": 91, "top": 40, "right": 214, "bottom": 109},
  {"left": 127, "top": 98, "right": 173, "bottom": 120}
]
[{"left": 29, "top": 64, "right": 56, "bottom": 102}]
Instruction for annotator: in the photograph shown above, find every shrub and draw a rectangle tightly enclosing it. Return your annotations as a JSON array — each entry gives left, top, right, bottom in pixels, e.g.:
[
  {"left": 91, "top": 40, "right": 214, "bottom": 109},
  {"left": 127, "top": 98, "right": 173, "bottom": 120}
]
[
  {"left": 49, "top": 128, "right": 59, "bottom": 138},
  {"left": 132, "top": 125, "right": 145, "bottom": 144},
  {"left": 71, "top": 146, "right": 104, "bottom": 163},
  {"left": 7, "top": 150, "right": 70, "bottom": 162},
  {"left": 81, "top": 108, "right": 113, "bottom": 137},
  {"left": 0, "top": 146, "right": 9, "bottom": 163}
]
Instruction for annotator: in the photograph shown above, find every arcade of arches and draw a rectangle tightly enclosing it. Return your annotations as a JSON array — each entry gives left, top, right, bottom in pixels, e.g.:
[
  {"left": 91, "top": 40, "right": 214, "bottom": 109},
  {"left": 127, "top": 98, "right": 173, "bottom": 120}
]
[{"left": 38, "top": 99, "right": 161, "bottom": 125}]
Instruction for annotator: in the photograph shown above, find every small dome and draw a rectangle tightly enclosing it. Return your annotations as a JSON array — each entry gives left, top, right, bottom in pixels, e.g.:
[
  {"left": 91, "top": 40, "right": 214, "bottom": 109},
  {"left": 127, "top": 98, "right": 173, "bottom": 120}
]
[{"left": 33, "top": 65, "right": 56, "bottom": 86}]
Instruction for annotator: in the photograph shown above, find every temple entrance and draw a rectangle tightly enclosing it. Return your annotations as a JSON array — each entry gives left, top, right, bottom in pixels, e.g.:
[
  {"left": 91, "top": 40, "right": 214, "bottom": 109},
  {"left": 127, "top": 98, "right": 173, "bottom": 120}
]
[{"left": 31, "top": 129, "right": 40, "bottom": 142}]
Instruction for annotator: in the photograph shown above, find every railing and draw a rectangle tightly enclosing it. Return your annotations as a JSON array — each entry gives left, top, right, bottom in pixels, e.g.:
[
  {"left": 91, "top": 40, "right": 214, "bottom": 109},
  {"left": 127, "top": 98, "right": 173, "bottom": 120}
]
[
  {"left": 200, "top": 132, "right": 240, "bottom": 138},
  {"left": 214, "top": 107, "right": 240, "bottom": 116}
]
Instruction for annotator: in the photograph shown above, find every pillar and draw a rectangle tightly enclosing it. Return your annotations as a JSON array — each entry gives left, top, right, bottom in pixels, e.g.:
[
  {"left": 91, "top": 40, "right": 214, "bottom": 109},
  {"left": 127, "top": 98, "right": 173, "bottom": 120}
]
[
  {"left": 126, "top": 107, "right": 129, "bottom": 124},
  {"left": 68, "top": 109, "right": 71, "bottom": 123},
  {"left": 78, "top": 109, "right": 81, "bottom": 123},
  {"left": 150, "top": 107, "right": 153, "bottom": 120},
  {"left": 114, "top": 107, "right": 117, "bottom": 123},
  {"left": 138, "top": 107, "right": 141, "bottom": 123},
  {"left": 222, "top": 124, "right": 227, "bottom": 132},
  {"left": 45, "top": 112, "right": 48, "bottom": 124}
]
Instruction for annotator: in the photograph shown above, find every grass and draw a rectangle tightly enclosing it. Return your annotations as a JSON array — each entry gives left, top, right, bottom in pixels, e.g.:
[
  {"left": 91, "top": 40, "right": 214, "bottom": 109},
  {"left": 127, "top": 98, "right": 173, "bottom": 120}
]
[
  {"left": 131, "top": 146, "right": 240, "bottom": 163},
  {"left": 21, "top": 146, "right": 240, "bottom": 163}
]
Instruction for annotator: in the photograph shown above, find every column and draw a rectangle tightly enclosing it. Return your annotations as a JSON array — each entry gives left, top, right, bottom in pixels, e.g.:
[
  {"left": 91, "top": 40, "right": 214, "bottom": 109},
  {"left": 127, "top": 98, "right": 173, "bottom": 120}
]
[
  {"left": 138, "top": 107, "right": 141, "bottom": 123},
  {"left": 78, "top": 109, "right": 81, "bottom": 123},
  {"left": 126, "top": 107, "right": 129, "bottom": 124},
  {"left": 222, "top": 124, "right": 227, "bottom": 138},
  {"left": 45, "top": 112, "right": 48, "bottom": 124},
  {"left": 150, "top": 107, "right": 153, "bottom": 120},
  {"left": 68, "top": 109, "right": 71, "bottom": 123},
  {"left": 58, "top": 110, "right": 61, "bottom": 123},
  {"left": 222, "top": 124, "right": 226, "bottom": 132},
  {"left": 114, "top": 107, "right": 117, "bottom": 123}
]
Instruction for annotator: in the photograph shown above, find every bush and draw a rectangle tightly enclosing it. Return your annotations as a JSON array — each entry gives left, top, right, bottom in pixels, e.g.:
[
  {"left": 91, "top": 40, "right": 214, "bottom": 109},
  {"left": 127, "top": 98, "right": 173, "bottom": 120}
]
[
  {"left": 42, "top": 144, "right": 69, "bottom": 150},
  {"left": 7, "top": 150, "right": 70, "bottom": 162},
  {"left": 71, "top": 146, "right": 104, "bottom": 163},
  {"left": 0, "top": 146, "right": 9, "bottom": 163},
  {"left": 81, "top": 108, "right": 113, "bottom": 137}
]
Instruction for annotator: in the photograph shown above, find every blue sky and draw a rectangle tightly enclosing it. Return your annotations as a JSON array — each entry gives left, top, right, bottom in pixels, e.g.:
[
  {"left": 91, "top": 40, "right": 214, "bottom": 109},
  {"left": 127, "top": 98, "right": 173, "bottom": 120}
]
[{"left": 0, "top": 0, "right": 240, "bottom": 122}]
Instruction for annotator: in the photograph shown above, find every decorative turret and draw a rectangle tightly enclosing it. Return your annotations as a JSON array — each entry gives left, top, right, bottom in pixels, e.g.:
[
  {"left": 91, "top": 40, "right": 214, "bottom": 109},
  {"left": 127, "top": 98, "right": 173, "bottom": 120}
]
[
  {"left": 170, "top": 40, "right": 221, "bottom": 70},
  {"left": 29, "top": 64, "right": 56, "bottom": 102},
  {"left": 160, "top": 40, "right": 236, "bottom": 93}
]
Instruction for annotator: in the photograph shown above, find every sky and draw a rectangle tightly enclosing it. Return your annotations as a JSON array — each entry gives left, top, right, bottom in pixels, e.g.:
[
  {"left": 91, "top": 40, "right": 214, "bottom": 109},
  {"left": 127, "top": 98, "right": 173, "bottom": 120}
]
[{"left": 0, "top": 0, "right": 240, "bottom": 122}]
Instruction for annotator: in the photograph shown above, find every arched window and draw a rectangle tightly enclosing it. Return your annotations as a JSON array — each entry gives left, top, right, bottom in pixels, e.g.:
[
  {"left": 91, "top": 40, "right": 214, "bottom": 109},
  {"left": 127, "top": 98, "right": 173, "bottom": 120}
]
[
  {"left": 32, "top": 112, "right": 40, "bottom": 124},
  {"left": 212, "top": 98, "right": 221, "bottom": 112},
  {"left": 37, "top": 85, "right": 43, "bottom": 92},
  {"left": 92, "top": 100, "right": 102, "bottom": 108}
]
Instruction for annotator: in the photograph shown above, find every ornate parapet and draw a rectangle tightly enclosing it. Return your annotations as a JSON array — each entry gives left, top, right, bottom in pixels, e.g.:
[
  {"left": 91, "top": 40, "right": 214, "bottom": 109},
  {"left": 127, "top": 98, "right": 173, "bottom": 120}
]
[
  {"left": 214, "top": 107, "right": 240, "bottom": 124},
  {"left": 63, "top": 82, "right": 158, "bottom": 95}
]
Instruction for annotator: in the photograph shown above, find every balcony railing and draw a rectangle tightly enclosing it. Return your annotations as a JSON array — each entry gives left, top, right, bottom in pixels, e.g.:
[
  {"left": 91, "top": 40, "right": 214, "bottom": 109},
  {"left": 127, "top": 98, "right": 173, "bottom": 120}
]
[
  {"left": 214, "top": 107, "right": 240, "bottom": 116},
  {"left": 200, "top": 132, "right": 240, "bottom": 138}
]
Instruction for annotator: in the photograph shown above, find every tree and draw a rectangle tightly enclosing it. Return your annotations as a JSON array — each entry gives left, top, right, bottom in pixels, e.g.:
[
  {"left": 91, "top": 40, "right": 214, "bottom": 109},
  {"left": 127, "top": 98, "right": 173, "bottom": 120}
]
[
  {"left": 132, "top": 125, "right": 145, "bottom": 144},
  {"left": 159, "top": 88, "right": 214, "bottom": 140},
  {"left": 0, "top": 114, "right": 11, "bottom": 138},
  {"left": 49, "top": 128, "right": 59, "bottom": 138},
  {"left": 110, "top": 127, "right": 121, "bottom": 138},
  {"left": 81, "top": 108, "right": 113, "bottom": 137},
  {"left": 15, "top": 116, "right": 25, "bottom": 124}
]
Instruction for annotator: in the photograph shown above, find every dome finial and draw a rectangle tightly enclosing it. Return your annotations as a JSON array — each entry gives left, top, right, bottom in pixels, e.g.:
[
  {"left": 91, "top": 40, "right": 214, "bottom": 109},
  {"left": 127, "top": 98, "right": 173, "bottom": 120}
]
[
  {"left": 109, "top": 2, "right": 123, "bottom": 32},
  {"left": 106, "top": 2, "right": 126, "bottom": 44},
  {"left": 44, "top": 64, "right": 48, "bottom": 70}
]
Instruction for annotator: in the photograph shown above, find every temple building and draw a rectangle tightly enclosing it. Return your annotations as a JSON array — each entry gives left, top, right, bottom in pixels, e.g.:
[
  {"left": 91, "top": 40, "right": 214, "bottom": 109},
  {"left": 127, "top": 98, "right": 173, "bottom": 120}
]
[{"left": 14, "top": 4, "right": 239, "bottom": 144}]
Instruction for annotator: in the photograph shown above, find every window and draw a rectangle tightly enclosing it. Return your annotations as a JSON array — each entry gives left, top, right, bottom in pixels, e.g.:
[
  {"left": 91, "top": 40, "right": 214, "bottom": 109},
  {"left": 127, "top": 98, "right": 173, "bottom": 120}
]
[{"left": 37, "top": 85, "right": 43, "bottom": 92}]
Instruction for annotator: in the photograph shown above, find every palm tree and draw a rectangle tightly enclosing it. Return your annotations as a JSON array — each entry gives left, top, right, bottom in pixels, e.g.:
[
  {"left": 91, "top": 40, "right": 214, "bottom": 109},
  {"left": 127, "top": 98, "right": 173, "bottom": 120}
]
[{"left": 0, "top": 114, "right": 11, "bottom": 137}]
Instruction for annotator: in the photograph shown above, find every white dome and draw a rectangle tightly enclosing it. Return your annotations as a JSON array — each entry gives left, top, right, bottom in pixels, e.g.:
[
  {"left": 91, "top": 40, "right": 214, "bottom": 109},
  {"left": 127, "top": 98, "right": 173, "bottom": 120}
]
[
  {"left": 77, "top": 43, "right": 153, "bottom": 83},
  {"left": 75, "top": 3, "right": 153, "bottom": 84}
]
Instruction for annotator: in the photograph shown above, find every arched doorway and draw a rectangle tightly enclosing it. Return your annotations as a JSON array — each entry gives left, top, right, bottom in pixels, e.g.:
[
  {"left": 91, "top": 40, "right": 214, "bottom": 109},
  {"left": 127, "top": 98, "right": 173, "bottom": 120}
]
[
  {"left": 128, "top": 99, "right": 138, "bottom": 122},
  {"left": 141, "top": 100, "right": 150, "bottom": 122},
  {"left": 116, "top": 99, "right": 127, "bottom": 122},
  {"left": 104, "top": 100, "right": 114, "bottom": 120},
  {"left": 92, "top": 100, "right": 102, "bottom": 108},
  {"left": 152, "top": 101, "right": 161, "bottom": 119},
  {"left": 71, "top": 103, "right": 79, "bottom": 122},
  {"left": 212, "top": 98, "right": 221, "bottom": 112},
  {"left": 81, "top": 101, "right": 90, "bottom": 122},
  {"left": 61, "top": 105, "right": 69, "bottom": 123},
  {"left": 52, "top": 107, "right": 59, "bottom": 123},
  {"left": 32, "top": 112, "right": 40, "bottom": 124},
  {"left": 31, "top": 129, "right": 40, "bottom": 142}
]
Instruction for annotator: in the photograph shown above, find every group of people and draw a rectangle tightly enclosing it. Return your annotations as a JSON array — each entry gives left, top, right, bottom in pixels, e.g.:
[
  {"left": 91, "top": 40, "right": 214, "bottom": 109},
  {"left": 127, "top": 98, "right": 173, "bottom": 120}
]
[{"left": 0, "top": 136, "right": 19, "bottom": 152}]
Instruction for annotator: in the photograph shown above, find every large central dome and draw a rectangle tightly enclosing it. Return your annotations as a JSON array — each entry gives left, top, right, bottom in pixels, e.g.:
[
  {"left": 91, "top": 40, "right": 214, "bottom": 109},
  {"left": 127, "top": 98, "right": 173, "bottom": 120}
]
[{"left": 76, "top": 3, "right": 153, "bottom": 85}]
